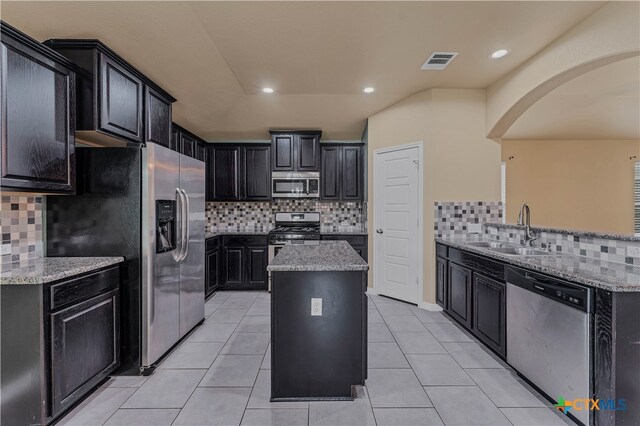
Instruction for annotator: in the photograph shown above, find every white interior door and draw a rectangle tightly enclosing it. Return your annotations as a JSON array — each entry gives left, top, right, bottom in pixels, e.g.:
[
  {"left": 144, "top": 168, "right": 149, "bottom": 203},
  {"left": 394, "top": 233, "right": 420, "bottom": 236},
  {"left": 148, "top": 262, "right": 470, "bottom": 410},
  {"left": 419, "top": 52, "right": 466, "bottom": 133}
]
[{"left": 374, "top": 145, "right": 421, "bottom": 303}]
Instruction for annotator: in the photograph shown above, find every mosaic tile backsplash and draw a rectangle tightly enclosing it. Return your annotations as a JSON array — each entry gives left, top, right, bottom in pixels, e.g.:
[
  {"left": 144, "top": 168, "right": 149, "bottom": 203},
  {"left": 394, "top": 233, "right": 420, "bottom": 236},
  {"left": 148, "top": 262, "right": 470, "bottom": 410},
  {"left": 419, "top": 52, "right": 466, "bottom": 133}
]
[
  {"left": 434, "top": 201, "right": 503, "bottom": 238},
  {"left": 206, "top": 200, "right": 366, "bottom": 230},
  {"left": 1, "top": 196, "right": 44, "bottom": 265},
  {"left": 484, "top": 223, "right": 640, "bottom": 267}
]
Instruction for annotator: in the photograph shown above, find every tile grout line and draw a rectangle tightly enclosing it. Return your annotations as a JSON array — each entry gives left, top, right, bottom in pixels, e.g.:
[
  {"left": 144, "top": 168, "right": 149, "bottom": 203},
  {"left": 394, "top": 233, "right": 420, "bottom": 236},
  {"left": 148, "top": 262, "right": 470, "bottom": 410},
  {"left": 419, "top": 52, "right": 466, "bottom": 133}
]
[
  {"left": 373, "top": 296, "right": 436, "bottom": 415},
  {"left": 372, "top": 294, "right": 482, "bottom": 426},
  {"left": 170, "top": 293, "right": 250, "bottom": 425}
]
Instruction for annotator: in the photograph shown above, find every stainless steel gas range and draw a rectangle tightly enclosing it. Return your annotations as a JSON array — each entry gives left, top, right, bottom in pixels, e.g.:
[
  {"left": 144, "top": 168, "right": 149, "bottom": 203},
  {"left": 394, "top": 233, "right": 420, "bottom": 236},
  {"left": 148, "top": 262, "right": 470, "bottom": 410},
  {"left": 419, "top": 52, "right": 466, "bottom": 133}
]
[{"left": 267, "top": 212, "right": 321, "bottom": 290}]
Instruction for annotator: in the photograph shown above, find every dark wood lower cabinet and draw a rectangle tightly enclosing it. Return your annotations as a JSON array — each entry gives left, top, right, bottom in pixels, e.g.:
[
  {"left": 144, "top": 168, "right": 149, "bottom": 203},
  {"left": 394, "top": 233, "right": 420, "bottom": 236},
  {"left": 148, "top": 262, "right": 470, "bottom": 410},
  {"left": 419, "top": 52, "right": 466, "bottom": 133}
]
[
  {"left": 210, "top": 236, "right": 268, "bottom": 292},
  {"left": 224, "top": 246, "right": 245, "bottom": 286},
  {"left": 447, "top": 262, "right": 472, "bottom": 328},
  {"left": 472, "top": 274, "right": 506, "bottom": 357},
  {"left": 437, "top": 243, "right": 506, "bottom": 360},
  {"left": 50, "top": 289, "right": 119, "bottom": 417},
  {"left": 205, "top": 245, "right": 221, "bottom": 297},
  {"left": 436, "top": 256, "right": 448, "bottom": 309},
  {"left": 0, "top": 264, "right": 121, "bottom": 426},
  {"left": 246, "top": 246, "right": 268, "bottom": 287}
]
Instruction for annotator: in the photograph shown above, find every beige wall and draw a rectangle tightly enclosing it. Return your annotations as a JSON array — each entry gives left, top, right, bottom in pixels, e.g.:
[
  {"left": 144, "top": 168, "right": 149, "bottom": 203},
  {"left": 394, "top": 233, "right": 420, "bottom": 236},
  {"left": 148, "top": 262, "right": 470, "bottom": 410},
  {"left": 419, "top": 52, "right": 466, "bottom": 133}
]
[
  {"left": 367, "top": 89, "right": 501, "bottom": 305},
  {"left": 502, "top": 140, "right": 640, "bottom": 234}
]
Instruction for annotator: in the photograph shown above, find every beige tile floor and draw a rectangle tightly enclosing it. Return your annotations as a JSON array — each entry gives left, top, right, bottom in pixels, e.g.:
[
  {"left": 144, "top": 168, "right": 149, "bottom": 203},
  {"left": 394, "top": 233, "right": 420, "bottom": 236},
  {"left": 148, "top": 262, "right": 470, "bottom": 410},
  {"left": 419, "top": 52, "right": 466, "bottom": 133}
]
[{"left": 59, "top": 291, "right": 574, "bottom": 426}]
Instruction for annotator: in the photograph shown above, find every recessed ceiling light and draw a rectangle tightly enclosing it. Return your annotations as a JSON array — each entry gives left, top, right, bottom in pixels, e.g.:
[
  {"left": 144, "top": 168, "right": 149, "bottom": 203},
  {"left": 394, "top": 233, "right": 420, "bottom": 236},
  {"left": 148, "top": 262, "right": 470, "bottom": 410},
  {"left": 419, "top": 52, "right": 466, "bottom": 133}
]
[
  {"left": 363, "top": 87, "right": 375, "bottom": 94},
  {"left": 262, "top": 87, "right": 274, "bottom": 94},
  {"left": 490, "top": 49, "right": 509, "bottom": 59}
]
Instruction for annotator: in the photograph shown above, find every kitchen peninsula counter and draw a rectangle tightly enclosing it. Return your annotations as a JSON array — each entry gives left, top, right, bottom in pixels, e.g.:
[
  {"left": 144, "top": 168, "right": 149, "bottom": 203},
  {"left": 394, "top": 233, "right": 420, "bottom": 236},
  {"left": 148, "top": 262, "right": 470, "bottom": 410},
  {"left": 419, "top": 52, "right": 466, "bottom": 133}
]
[{"left": 268, "top": 241, "right": 368, "bottom": 401}]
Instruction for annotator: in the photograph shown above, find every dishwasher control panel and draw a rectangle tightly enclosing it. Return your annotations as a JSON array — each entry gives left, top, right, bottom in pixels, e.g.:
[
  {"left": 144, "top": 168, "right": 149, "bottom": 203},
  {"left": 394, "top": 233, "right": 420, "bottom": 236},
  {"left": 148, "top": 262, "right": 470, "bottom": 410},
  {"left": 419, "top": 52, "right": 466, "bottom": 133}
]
[{"left": 507, "top": 266, "right": 593, "bottom": 313}]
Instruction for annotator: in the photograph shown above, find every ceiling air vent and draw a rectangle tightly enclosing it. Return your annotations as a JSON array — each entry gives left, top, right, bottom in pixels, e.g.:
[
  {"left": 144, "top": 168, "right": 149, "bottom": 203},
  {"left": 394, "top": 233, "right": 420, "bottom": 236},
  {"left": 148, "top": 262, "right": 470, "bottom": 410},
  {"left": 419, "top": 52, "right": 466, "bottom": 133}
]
[{"left": 420, "top": 52, "right": 459, "bottom": 70}]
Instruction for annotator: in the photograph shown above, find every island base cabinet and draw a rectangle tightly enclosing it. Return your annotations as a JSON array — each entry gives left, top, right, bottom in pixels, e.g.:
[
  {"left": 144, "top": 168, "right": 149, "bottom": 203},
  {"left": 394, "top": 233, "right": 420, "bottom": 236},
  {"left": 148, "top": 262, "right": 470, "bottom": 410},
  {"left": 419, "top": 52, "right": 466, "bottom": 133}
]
[
  {"left": 50, "top": 289, "right": 120, "bottom": 417},
  {"left": 271, "top": 270, "right": 366, "bottom": 400}
]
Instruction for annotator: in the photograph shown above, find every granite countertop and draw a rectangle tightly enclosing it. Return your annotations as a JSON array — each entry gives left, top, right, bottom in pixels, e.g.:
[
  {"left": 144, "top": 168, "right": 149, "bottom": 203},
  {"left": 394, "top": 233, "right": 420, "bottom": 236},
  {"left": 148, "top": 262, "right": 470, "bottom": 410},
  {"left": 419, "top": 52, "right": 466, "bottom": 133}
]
[
  {"left": 206, "top": 227, "right": 367, "bottom": 239},
  {"left": 206, "top": 228, "right": 271, "bottom": 239},
  {"left": 0, "top": 256, "right": 125, "bottom": 285},
  {"left": 436, "top": 236, "right": 640, "bottom": 292},
  {"left": 320, "top": 226, "right": 368, "bottom": 235},
  {"left": 267, "top": 241, "right": 369, "bottom": 272}
]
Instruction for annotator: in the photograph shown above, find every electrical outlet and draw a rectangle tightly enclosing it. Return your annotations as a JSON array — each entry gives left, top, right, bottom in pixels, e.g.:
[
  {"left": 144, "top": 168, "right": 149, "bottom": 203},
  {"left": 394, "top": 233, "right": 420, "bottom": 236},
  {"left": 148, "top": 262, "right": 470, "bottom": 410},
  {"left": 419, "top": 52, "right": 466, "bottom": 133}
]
[
  {"left": 627, "top": 245, "right": 640, "bottom": 258},
  {"left": 467, "top": 223, "right": 482, "bottom": 233},
  {"left": 311, "top": 298, "right": 322, "bottom": 316}
]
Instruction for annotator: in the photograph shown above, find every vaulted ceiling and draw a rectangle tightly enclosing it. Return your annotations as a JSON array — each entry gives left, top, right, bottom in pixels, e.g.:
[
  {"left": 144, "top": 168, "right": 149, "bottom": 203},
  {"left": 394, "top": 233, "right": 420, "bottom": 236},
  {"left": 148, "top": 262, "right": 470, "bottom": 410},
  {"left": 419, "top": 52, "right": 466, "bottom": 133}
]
[
  {"left": 1, "top": 1, "right": 605, "bottom": 140},
  {"left": 504, "top": 55, "right": 640, "bottom": 140}
]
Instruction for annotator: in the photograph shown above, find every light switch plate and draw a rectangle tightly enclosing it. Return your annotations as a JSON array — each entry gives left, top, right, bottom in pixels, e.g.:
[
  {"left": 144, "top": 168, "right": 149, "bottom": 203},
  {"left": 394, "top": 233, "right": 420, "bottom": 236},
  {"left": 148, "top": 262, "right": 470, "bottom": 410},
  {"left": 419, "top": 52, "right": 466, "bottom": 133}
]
[
  {"left": 627, "top": 245, "right": 640, "bottom": 258},
  {"left": 311, "top": 298, "right": 322, "bottom": 316}
]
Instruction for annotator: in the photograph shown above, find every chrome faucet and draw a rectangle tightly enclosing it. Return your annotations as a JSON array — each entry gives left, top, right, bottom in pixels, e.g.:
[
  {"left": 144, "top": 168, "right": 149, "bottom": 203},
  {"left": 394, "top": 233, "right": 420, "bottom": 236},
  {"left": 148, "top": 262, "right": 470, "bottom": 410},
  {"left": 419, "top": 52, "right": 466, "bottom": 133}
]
[{"left": 517, "top": 204, "right": 537, "bottom": 246}]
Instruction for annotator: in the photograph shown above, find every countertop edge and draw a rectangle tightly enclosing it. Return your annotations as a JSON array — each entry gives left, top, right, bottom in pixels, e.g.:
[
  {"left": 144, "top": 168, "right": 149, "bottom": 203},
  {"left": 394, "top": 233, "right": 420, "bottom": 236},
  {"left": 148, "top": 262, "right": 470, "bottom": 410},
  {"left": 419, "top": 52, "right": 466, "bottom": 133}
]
[
  {"left": 0, "top": 256, "right": 125, "bottom": 285},
  {"left": 435, "top": 238, "right": 640, "bottom": 292}
]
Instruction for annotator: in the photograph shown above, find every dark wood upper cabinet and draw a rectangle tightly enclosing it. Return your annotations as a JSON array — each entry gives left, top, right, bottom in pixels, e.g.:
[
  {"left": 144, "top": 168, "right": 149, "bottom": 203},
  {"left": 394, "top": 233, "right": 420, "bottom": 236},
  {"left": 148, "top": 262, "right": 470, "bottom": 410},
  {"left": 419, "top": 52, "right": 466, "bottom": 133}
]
[
  {"left": 1, "top": 22, "right": 76, "bottom": 193},
  {"left": 244, "top": 146, "right": 272, "bottom": 200},
  {"left": 271, "top": 134, "right": 294, "bottom": 171},
  {"left": 207, "top": 145, "right": 240, "bottom": 201},
  {"left": 99, "top": 53, "right": 143, "bottom": 142},
  {"left": 170, "top": 126, "right": 179, "bottom": 151},
  {"left": 296, "top": 134, "right": 320, "bottom": 171},
  {"left": 171, "top": 123, "right": 206, "bottom": 160},
  {"left": 207, "top": 144, "right": 271, "bottom": 201},
  {"left": 321, "top": 144, "right": 363, "bottom": 201},
  {"left": 321, "top": 146, "right": 341, "bottom": 200},
  {"left": 44, "top": 39, "right": 175, "bottom": 146},
  {"left": 342, "top": 145, "right": 362, "bottom": 200},
  {"left": 144, "top": 86, "right": 172, "bottom": 148},
  {"left": 270, "top": 130, "right": 321, "bottom": 172},
  {"left": 180, "top": 132, "right": 195, "bottom": 158},
  {"left": 194, "top": 142, "right": 206, "bottom": 161}
]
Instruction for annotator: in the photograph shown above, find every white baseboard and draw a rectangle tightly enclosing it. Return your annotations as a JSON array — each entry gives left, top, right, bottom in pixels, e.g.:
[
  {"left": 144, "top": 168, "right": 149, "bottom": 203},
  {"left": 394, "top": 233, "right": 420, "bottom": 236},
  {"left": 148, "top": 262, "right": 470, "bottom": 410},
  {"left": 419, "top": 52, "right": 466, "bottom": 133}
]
[
  {"left": 365, "top": 287, "right": 378, "bottom": 295},
  {"left": 418, "top": 302, "right": 443, "bottom": 312}
]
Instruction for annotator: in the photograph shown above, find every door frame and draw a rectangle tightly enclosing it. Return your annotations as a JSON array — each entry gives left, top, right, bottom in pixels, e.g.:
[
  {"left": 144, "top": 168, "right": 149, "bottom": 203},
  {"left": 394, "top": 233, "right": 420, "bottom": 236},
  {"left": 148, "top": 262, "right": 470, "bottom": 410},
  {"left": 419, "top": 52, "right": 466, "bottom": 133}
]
[{"left": 372, "top": 141, "right": 424, "bottom": 305}]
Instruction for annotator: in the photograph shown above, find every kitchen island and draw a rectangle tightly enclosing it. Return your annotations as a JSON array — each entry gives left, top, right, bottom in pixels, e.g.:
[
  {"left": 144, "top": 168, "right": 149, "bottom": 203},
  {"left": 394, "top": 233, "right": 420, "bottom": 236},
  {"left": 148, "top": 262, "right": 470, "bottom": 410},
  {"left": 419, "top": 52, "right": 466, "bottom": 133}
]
[{"left": 267, "top": 241, "right": 368, "bottom": 401}]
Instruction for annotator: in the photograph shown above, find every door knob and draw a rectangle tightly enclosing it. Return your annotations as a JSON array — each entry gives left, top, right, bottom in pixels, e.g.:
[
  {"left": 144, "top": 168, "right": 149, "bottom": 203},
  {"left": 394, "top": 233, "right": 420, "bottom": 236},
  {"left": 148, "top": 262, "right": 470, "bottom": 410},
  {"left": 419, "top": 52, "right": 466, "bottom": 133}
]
[{"left": 376, "top": 229, "right": 384, "bottom": 234}]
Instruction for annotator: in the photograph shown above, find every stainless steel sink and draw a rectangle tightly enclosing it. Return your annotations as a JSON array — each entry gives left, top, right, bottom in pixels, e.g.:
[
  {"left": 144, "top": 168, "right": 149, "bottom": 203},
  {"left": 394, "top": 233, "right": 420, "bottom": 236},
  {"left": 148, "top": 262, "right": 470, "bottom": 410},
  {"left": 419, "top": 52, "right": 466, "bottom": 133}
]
[
  {"left": 466, "top": 241, "right": 511, "bottom": 248},
  {"left": 489, "top": 247, "right": 551, "bottom": 256}
]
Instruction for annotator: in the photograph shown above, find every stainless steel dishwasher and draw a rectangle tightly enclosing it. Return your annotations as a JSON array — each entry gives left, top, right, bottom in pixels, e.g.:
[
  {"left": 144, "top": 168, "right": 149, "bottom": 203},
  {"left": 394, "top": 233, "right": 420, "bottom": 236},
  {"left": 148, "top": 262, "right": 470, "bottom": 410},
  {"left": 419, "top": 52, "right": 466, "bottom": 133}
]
[{"left": 506, "top": 266, "right": 593, "bottom": 426}]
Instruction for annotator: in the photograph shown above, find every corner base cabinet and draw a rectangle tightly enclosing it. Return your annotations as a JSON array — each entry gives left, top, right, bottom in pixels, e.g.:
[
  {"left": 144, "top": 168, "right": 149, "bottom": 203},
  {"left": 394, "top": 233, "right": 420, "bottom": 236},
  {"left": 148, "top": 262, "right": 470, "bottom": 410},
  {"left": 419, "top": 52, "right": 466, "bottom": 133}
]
[
  {"left": 205, "top": 235, "right": 268, "bottom": 293},
  {"left": 0, "top": 264, "right": 121, "bottom": 425}
]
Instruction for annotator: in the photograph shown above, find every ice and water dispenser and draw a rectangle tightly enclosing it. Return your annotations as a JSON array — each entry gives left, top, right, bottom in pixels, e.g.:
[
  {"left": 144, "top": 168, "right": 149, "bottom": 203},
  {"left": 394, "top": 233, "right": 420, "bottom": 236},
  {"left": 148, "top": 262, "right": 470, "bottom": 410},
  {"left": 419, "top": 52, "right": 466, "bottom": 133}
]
[{"left": 156, "top": 200, "right": 176, "bottom": 253}]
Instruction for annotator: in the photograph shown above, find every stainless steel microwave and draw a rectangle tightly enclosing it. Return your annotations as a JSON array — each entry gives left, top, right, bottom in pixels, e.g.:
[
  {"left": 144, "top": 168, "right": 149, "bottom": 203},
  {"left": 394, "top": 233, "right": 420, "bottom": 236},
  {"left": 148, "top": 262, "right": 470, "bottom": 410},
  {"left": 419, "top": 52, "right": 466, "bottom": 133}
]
[{"left": 272, "top": 172, "right": 320, "bottom": 198}]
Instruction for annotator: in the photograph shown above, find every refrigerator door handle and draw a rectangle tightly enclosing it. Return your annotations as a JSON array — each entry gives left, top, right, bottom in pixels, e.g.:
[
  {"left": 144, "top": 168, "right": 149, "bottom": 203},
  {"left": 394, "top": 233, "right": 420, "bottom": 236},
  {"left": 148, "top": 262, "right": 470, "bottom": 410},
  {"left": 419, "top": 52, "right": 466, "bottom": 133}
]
[
  {"left": 180, "top": 188, "right": 190, "bottom": 262},
  {"left": 172, "top": 188, "right": 183, "bottom": 262}
]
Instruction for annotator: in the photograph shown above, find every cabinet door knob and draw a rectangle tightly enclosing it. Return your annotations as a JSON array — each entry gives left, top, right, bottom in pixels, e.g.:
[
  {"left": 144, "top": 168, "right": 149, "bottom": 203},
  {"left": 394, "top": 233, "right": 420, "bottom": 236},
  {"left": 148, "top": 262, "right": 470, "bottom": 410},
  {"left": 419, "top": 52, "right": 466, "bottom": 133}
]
[{"left": 376, "top": 229, "right": 384, "bottom": 234}]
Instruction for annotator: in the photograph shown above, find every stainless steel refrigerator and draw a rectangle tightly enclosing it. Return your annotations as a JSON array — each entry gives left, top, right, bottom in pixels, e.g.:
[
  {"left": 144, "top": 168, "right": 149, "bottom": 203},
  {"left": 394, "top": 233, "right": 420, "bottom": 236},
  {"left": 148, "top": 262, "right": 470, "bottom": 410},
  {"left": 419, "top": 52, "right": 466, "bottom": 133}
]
[{"left": 47, "top": 143, "right": 205, "bottom": 375}]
